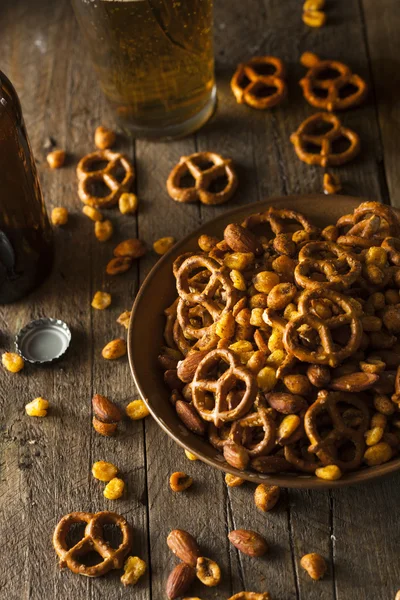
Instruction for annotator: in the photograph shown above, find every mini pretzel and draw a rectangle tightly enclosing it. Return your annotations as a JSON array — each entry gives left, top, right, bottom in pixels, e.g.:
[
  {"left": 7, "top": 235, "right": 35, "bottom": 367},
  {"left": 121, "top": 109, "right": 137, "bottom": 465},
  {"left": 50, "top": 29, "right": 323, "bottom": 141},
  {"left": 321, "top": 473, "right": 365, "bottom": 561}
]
[
  {"left": 382, "top": 237, "right": 400, "bottom": 266},
  {"left": 53, "top": 511, "right": 133, "bottom": 577},
  {"left": 300, "top": 52, "right": 368, "bottom": 112},
  {"left": 177, "top": 297, "right": 217, "bottom": 340},
  {"left": 241, "top": 207, "right": 318, "bottom": 240},
  {"left": 77, "top": 150, "right": 134, "bottom": 208},
  {"left": 283, "top": 287, "right": 363, "bottom": 367},
  {"left": 295, "top": 241, "right": 362, "bottom": 289},
  {"left": 337, "top": 202, "right": 400, "bottom": 248},
  {"left": 284, "top": 439, "right": 323, "bottom": 473},
  {"left": 305, "top": 390, "right": 369, "bottom": 471},
  {"left": 166, "top": 152, "right": 238, "bottom": 205},
  {"left": 290, "top": 112, "right": 360, "bottom": 167},
  {"left": 231, "top": 56, "right": 287, "bottom": 110},
  {"left": 238, "top": 407, "right": 277, "bottom": 457},
  {"left": 192, "top": 348, "right": 257, "bottom": 426}
]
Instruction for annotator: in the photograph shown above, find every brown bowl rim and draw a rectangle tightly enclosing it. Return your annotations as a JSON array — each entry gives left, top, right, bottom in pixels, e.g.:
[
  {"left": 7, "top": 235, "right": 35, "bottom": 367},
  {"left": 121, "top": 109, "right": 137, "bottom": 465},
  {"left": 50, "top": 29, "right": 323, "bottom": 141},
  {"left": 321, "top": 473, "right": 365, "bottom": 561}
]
[{"left": 128, "top": 193, "right": 400, "bottom": 489}]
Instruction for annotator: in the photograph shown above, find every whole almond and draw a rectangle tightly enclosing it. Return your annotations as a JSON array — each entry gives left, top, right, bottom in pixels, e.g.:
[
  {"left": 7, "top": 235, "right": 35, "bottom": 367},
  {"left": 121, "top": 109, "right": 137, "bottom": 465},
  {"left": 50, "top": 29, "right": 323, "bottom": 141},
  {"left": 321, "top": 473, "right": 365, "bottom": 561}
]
[
  {"left": 307, "top": 363, "right": 331, "bottom": 387},
  {"left": 223, "top": 440, "right": 250, "bottom": 470},
  {"left": 164, "top": 370, "right": 185, "bottom": 391},
  {"left": 228, "top": 529, "right": 268, "bottom": 557},
  {"left": 166, "top": 563, "right": 196, "bottom": 599},
  {"left": 265, "top": 392, "right": 307, "bottom": 414},
  {"left": 167, "top": 530, "right": 200, "bottom": 567},
  {"left": 158, "top": 352, "right": 179, "bottom": 371},
  {"left": 330, "top": 371, "right": 379, "bottom": 392},
  {"left": 175, "top": 401, "right": 206, "bottom": 436},
  {"left": 224, "top": 223, "right": 262, "bottom": 255},
  {"left": 92, "top": 394, "right": 122, "bottom": 423},
  {"left": 177, "top": 351, "right": 209, "bottom": 383},
  {"left": 113, "top": 238, "right": 146, "bottom": 259}
]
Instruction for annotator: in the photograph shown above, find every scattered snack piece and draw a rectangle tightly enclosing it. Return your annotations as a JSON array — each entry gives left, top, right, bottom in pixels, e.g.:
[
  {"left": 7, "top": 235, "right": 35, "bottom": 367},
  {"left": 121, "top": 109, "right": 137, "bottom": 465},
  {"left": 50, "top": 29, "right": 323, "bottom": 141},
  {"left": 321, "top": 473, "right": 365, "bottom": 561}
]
[
  {"left": 117, "top": 310, "right": 131, "bottom": 329},
  {"left": 82, "top": 205, "right": 103, "bottom": 221},
  {"left": 53, "top": 511, "right": 132, "bottom": 577},
  {"left": 119, "top": 192, "right": 138, "bottom": 215},
  {"left": 77, "top": 150, "right": 134, "bottom": 208},
  {"left": 323, "top": 173, "right": 342, "bottom": 195},
  {"left": 94, "top": 125, "right": 116, "bottom": 150},
  {"left": 92, "top": 393, "right": 123, "bottom": 423},
  {"left": 106, "top": 256, "right": 133, "bottom": 275},
  {"left": 102, "top": 339, "right": 127, "bottom": 360},
  {"left": 104, "top": 477, "right": 125, "bottom": 500},
  {"left": 300, "top": 552, "right": 327, "bottom": 580},
  {"left": 126, "top": 399, "right": 150, "bottom": 420},
  {"left": 2, "top": 352, "right": 24, "bottom": 373},
  {"left": 315, "top": 465, "right": 342, "bottom": 481},
  {"left": 114, "top": 238, "right": 146, "bottom": 259},
  {"left": 25, "top": 397, "right": 49, "bottom": 417},
  {"left": 185, "top": 450, "right": 198, "bottom": 461},
  {"left": 167, "top": 529, "right": 200, "bottom": 567},
  {"left": 91, "top": 291, "right": 112, "bottom": 310},
  {"left": 254, "top": 484, "right": 280, "bottom": 512},
  {"left": 364, "top": 442, "right": 392, "bottom": 466},
  {"left": 51, "top": 207, "right": 69, "bottom": 226},
  {"left": 228, "top": 529, "right": 268, "bottom": 557},
  {"left": 290, "top": 112, "right": 360, "bottom": 166},
  {"left": 167, "top": 152, "right": 238, "bottom": 205},
  {"left": 154, "top": 236, "right": 176, "bottom": 256},
  {"left": 166, "top": 563, "right": 196, "bottom": 600},
  {"left": 95, "top": 219, "right": 113, "bottom": 242},
  {"left": 225, "top": 473, "right": 245, "bottom": 487},
  {"left": 302, "top": 8, "right": 326, "bottom": 27},
  {"left": 92, "top": 460, "right": 118, "bottom": 482},
  {"left": 300, "top": 52, "right": 368, "bottom": 111},
  {"left": 231, "top": 56, "right": 287, "bottom": 110},
  {"left": 121, "top": 556, "right": 147, "bottom": 586},
  {"left": 196, "top": 557, "right": 221, "bottom": 587},
  {"left": 47, "top": 149, "right": 66, "bottom": 169},
  {"left": 228, "top": 594, "right": 271, "bottom": 600},
  {"left": 170, "top": 471, "right": 193, "bottom": 492},
  {"left": 198, "top": 234, "right": 219, "bottom": 252},
  {"left": 92, "top": 416, "right": 117, "bottom": 437}
]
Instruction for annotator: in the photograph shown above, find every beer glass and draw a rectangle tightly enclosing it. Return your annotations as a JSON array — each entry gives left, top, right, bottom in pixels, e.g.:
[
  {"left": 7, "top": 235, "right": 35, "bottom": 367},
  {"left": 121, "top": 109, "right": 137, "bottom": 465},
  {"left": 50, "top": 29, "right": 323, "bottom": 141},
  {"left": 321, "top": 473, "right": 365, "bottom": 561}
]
[{"left": 71, "top": 0, "right": 216, "bottom": 139}]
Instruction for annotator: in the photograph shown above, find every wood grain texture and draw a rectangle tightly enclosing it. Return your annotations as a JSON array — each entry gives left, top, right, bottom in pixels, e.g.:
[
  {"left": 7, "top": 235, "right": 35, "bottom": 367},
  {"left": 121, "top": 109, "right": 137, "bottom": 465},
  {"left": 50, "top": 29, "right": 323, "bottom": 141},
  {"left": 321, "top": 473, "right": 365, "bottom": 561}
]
[{"left": 0, "top": 0, "right": 400, "bottom": 599}]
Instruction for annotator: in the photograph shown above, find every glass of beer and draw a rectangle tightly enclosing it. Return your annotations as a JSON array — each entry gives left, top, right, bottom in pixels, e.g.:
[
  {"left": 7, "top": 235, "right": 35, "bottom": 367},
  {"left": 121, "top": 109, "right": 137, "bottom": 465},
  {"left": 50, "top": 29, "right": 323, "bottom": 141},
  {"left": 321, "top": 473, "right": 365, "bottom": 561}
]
[{"left": 71, "top": 0, "right": 216, "bottom": 139}]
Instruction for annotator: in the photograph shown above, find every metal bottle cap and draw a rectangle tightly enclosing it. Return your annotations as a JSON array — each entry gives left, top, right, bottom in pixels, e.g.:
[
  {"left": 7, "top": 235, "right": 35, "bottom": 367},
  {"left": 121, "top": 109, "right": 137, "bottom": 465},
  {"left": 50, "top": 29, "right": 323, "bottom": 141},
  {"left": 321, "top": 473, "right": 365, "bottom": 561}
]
[{"left": 15, "top": 318, "right": 71, "bottom": 364}]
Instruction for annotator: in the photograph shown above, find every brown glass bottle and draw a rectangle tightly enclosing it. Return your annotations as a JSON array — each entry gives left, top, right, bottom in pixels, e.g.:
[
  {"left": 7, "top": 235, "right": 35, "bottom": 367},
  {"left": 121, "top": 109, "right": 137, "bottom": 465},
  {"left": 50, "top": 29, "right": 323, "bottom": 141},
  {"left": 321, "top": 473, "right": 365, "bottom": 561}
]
[{"left": 0, "top": 71, "right": 53, "bottom": 304}]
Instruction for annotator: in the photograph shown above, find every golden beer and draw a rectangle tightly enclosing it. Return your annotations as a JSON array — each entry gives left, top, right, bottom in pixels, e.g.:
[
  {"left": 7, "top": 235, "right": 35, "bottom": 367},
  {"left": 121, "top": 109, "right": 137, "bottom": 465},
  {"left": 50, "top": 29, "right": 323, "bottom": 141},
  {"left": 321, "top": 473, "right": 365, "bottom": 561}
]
[{"left": 71, "top": 0, "right": 216, "bottom": 138}]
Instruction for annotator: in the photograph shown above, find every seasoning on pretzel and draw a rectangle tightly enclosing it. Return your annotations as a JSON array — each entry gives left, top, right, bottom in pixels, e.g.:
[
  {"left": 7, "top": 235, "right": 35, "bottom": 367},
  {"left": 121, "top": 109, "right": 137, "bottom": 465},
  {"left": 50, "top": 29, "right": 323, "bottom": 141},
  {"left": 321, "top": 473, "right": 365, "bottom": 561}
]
[
  {"left": 300, "top": 52, "right": 368, "bottom": 112},
  {"left": 166, "top": 151, "right": 238, "bottom": 205},
  {"left": 160, "top": 200, "right": 400, "bottom": 480},
  {"left": 290, "top": 112, "right": 361, "bottom": 167},
  {"left": 231, "top": 56, "right": 287, "bottom": 110},
  {"left": 77, "top": 150, "right": 134, "bottom": 208}
]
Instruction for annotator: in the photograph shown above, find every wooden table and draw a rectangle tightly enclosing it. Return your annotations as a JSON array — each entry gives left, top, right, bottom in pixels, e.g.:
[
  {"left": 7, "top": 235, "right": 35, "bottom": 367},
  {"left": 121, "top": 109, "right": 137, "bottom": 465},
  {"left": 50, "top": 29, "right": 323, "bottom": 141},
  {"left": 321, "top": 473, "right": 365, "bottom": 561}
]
[{"left": 1, "top": 1, "right": 400, "bottom": 598}]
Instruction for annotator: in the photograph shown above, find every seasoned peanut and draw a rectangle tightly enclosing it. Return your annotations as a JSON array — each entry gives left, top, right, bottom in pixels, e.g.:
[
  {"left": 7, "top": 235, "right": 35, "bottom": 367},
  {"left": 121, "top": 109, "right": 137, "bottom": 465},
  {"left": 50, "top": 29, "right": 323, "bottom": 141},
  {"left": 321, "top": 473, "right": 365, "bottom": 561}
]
[
  {"left": 225, "top": 474, "right": 245, "bottom": 487},
  {"left": 196, "top": 557, "right": 221, "bottom": 587},
  {"left": 315, "top": 465, "right": 342, "bottom": 481},
  {"left": 25, "top": 397, "right": 49, "bottom": 417},
  {"left": 82, "top": 205, "right": 103, "bottom": 221},
  {"left": 254, "top": 484, "right": 280, "bottom": 512},
  {"left": 170, "top": 471, "right": 193, "bottom": 492},
  {"left": 154, "top": 236, "right": 175, "bottom": 255},
  {"left": 94, "top": 125, "right": 116, "bottom": 149},
  {"left": 103, "top": 477, "right": 125, "bottom": 500},
  {"left": 91, "top": 291, "right": 111, "bottom": 310},
  {"left": 102, "top": 339, "right": 127, "bottom": 360},
  {"left": 47, "top": 149, "right": 66, "bottom": 169},
  {"left": 2, "top": 352, "right": 24, "bottom": 373},
  {"left": 121, "top": 556, "right": 147, "bottom": 586},
  {"left": 51, "top": 207, "right": 69, "bottom": 226},
  {"left": 373, "top": 394, "right": 395, "bottom": 416},
  {"left": 119, "top": 192, "right": 138, "bottom": 215},
  {"left": 126, "top": 399, "right": 150, "bottom": 420},
  {"left": 300, "top": 553, "right": 327, "bottom": 580},
  {"left": 371, "top": 412, "right": 387, "bottom": 429},
  {"left": 95, "top": 219, "right": 113, "bottom": 241},
  {"left": 92, "top": 460, "right": 118, "bottom": 482}
]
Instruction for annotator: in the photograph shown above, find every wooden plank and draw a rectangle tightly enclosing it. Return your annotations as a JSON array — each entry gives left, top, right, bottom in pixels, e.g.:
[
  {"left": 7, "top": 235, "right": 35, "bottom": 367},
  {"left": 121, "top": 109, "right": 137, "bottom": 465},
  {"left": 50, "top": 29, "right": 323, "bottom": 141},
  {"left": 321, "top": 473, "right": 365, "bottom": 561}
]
[{"left": 361, "top": 0, "right": 400, "bottom": 206}]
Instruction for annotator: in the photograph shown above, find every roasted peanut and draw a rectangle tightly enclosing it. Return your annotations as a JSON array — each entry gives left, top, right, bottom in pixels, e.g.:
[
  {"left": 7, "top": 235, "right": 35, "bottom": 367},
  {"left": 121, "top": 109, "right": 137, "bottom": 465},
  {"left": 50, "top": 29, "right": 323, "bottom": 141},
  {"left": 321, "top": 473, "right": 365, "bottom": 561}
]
[
  {"left": 373, "top": 394, "right": 395, "bottom": 416},
  {"left": 92, "top": 460, "right": 118, "bottom": 482},
  {"left": 196, "top": 557, "right": 221, "bottom": 587},
  {"left": 121, "top": 556, "right": 147, "bottom": 586},
  {"left": 154, "top": 236, "right": 175, "bottom": 255},
  {"left": 94, "top": 125, "right": 116, "bottom": 149},
  {"left": 170, "top": 471, "right": 193, "bottom": 492},
  {"left": 300, "top": 553, "right": 327, "bottom": 580},
  {"left": 225, "top": 474, "right": 245, "bottom": 487},
  {"left": 254, "top": 484, "right": 280, "bottom": 512},
  {"left": 103, "top": 477, "right": 125, "bottom": 500},
  {"left": 47, "top": 149, "right": 66, "bottom": 169},
  {"left": 2, "top": 352, "right": 24, "bottom": 373},
  {"left": 283, "top": 374, "right": 312, "bottom": 396},
  {"left": 102, "top": 339, "right": 127, "bottom": 360},
  {"left": 95, "top": 219, "right": 113, "bottom": 241},
  {"left": 91, "top": 291, "right": 111, "bottom": 310},
  {"left": 25, "top": 397, "right": 49, "bottom": 417},
  {"left": 119, "top": 192, "right": 138, "bottom": 214},
  {"left": 126, "top": 399, "right": 150, "bottom": 420}
]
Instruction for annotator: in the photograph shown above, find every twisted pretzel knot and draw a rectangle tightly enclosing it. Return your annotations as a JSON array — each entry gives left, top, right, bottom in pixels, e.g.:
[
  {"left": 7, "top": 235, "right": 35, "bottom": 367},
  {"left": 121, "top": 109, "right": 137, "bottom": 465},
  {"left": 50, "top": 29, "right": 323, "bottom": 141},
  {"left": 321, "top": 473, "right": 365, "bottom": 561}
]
[
  {"left": 192, "top": 348, "right": 257, "bottom": 427},
  {"left": 304, "top": 390, "right": 369, "bottom": 471},
  {"left": 382, "top": 237, "right": 400, "bottom": 266},
  {"left": 231, "top": 56, "right": 287, "bottom": 110},
  {"left": 284, "top": 439, "right": 323, "bottom": 473},
  {"left": 283, "top": 287, "right": 363, "bottom": 367},
  {"left": 337, "top": 202, "right": 400, "bottom": 248},
  {"left": 242, "top": 206, "right": 318, "bottom": 238},
  {"left": 53, "top": 511, "right": 133, "bottom": 577},
  {"left": 77, "top": 150, "right": 134, "bottom": 208},
  {"left": 300, "top": 52, "right": 368, "bottom": 112},
  {"left": 166, "top": 152, "right": 238, "bottom": 205},
  {"left": 290, "top": 112, "right": 360, "bottom": 167},
  {"left": 238, "top": 406, "right": 277, "bottom": 457},
  {"left": 295, "top": 241, "right": 362, "bottom": 290}
]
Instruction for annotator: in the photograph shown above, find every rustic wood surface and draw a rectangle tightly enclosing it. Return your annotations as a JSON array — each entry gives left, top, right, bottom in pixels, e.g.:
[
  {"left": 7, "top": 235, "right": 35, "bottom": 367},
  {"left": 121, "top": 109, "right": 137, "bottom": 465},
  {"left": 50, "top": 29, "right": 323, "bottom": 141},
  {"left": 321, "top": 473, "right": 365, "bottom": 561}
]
[{"left": 1, "top": 0, "right": 400, "bottom": 599}]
